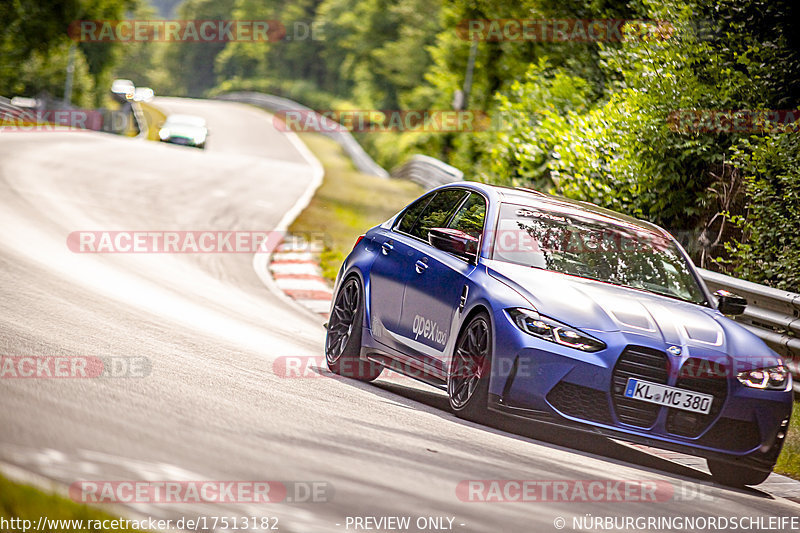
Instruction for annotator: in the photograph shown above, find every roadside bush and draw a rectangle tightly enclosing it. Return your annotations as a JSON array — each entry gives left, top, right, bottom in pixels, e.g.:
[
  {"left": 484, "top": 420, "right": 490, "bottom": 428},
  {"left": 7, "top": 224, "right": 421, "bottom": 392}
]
[
  {"left": 726, "top": 134, "right": 800, "bottom": 292},
  {"left": 481, "top": 60, "right": 592, "bottom": 190}
]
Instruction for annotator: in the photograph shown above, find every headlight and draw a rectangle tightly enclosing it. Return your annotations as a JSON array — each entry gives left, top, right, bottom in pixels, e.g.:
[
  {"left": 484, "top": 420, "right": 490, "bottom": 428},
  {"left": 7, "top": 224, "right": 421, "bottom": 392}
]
[
  {"left": 158, "top": 129, "right": 169, "bottom": 140},
  {"left": 736, "top": 365, "right": 790, "bottom": 390},
  {"left": 507, "top": 308, "right": 606, "bottom": 352}
]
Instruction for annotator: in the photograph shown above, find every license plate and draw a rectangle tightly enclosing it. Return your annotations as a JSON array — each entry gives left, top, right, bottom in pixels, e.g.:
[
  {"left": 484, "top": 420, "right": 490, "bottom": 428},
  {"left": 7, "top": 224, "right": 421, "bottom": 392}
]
[{"left": 624, "top": 378, "right": 713, "bottom": 414}]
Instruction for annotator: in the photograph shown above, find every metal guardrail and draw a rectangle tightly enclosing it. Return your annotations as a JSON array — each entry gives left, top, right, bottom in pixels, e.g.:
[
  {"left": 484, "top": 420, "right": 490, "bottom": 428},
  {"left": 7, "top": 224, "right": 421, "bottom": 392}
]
[
  {"left": 700, "top": 268, "right": 800, "bottom": 394},
  {"left": 1, "top": 94, "right": 118, "bottom": 133},
  {"left": 215, "top": 91, "right": 389, "bottom": 178},
  {"left": 395, "top": 155, "right": 800, "bottom": 394},
  {"left": 0, "top": 96, "right": 32, "bottom": 121},
  {"left": 391, "top": 154, "right": 463, "bottom": 189}
]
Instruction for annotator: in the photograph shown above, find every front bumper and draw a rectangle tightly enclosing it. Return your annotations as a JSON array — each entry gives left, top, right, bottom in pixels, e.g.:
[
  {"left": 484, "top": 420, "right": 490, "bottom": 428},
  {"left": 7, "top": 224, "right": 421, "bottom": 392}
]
[{"left": 489, "top": 312, "right": 793, "bottom": 471}]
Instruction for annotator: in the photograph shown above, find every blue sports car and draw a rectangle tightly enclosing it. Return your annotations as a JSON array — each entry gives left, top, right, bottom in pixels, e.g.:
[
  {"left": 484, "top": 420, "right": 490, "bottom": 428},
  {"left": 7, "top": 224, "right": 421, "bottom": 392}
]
[{"left": 325, "top": 183, "right": 793, "bottom": 487}]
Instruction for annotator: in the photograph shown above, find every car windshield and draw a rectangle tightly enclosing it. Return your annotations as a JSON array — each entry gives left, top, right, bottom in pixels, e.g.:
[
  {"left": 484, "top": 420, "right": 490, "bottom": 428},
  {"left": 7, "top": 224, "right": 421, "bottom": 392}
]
[
  {"left": 165, "top": 115, "right": 206, "bottom": 128},
  {"left": 493, "top": 203, "right": 706, "bottom": 304}
]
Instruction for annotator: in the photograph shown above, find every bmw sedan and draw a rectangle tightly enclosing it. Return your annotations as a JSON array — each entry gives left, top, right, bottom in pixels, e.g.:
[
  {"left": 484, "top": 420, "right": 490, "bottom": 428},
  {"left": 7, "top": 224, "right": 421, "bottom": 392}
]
[{"left": 325, "top": 183, "right": 793, "bottom": 487}]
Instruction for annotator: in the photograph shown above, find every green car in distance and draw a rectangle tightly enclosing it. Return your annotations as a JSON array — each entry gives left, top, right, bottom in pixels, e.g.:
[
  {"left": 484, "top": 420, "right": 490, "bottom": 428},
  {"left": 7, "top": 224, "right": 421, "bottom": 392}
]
[{"left": 158, "top": 114, "right": 208, "bottom": 150}]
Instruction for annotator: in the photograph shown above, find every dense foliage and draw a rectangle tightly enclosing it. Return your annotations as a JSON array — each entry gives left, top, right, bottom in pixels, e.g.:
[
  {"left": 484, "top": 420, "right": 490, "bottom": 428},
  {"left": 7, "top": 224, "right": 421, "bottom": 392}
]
[
  {"left": 726, "top": 134, "right": 800, "bottom": 290},
  {"left": 1, "top": 0, "right": 136, "bottom": 106}
]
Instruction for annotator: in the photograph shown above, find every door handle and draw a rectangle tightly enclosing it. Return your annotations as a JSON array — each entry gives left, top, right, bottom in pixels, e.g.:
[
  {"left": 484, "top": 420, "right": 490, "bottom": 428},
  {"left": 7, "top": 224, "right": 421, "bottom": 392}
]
[
  {"left": 381, "top": 241, "right": 394, "bottom": 255},
  {"left": 415, "top": 258, "right": 428, "bottom": 274}
]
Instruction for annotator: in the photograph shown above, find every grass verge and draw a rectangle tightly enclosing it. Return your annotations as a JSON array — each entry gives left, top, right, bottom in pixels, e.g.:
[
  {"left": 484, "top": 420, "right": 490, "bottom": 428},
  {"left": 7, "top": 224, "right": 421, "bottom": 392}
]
[
  {"left": 0, "top": 473, "right": 142, "bottom": 532},
  {"left": 139, "top": 102, "right": 167, "bottom": 141},
  {"left": 774, "top": 401, "right": 800, "bottom": 479},
  {"left": 289, "top": 133, "right": 423, "bottom": 281}
]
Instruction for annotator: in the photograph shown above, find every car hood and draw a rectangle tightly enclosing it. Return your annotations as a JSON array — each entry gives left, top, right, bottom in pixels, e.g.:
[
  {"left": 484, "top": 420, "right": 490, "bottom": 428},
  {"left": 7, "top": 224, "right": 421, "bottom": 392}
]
[{"left": 485, "top": 259, "right": 777, "bottom": 360}]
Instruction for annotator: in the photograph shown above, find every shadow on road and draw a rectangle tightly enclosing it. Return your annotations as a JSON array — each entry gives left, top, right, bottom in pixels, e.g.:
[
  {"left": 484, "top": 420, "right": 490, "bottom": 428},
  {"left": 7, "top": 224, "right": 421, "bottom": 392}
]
[{"left": 310, "top": 365, "right": 770, "bottom": 500}]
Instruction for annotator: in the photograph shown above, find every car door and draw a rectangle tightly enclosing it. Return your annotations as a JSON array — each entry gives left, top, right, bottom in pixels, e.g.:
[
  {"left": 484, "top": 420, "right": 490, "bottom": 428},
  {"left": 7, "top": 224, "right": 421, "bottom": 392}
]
[
  {"left": 367, "top": 192, "right": 435, "bottom": 351},
  {"left": 397, "top": 191, "right": 487, "bottom": 364}
]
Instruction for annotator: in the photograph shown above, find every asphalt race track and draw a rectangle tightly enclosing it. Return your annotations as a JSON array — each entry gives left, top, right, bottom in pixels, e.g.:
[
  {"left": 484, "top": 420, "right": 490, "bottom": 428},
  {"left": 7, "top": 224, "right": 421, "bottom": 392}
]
[{"left": 1, "top": 98, "right": 798, "bottom": 532}]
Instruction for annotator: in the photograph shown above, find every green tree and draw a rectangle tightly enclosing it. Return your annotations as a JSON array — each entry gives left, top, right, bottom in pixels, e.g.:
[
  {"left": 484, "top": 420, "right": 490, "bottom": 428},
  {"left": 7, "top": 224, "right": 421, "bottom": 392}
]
[
  {"left": 162, "top": 0, "right": 238, "bottom": 96},
  {"left": 471, "top": 0, "right": 800, "bottom": 286},
  {"left": 1, "top": 0, "right": 135, "bottom": 105}
]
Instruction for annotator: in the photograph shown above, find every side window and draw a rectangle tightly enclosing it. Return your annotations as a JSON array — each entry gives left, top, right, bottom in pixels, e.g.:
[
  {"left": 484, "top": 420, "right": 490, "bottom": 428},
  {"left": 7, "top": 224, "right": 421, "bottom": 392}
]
[
  {"left": 449, "top": 193, "right": 486, "bottom": 238},
  {"left": 396, "top": 193, "right": 434, "bottom": 235},
  {"left": 408, "top": 189, "right": 469, "bottom": 241}
]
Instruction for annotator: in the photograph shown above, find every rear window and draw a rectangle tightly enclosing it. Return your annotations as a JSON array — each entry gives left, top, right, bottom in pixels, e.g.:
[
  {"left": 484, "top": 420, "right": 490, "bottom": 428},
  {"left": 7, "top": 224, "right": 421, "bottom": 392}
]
[
  {"left": 406, "top": 189, "right": 469, "bottom": 241},
  {"left": 396, "top": 189, "right": 469, "bottom": 241},
  {"left": 396, "top": 193, "right": 434, "bottom": 235},
  {"left": 448, "top": 192, "right": 486, "bottom": 238}
]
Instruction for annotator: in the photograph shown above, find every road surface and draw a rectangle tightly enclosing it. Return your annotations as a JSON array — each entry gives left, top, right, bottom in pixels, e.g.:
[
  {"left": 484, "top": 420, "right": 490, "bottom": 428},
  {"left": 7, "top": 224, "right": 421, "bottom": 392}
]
[{"left": 1, "top": 97, "right": 797, "bottom": 532}]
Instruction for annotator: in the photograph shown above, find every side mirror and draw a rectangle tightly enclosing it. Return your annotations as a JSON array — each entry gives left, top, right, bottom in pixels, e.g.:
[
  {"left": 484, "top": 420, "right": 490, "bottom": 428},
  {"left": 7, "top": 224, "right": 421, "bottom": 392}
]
[
  {"left": 714, "top": 289, "right": 747, "bottom": 316},
  {"left": 428, "top": 228, "right": 479, "bottom": 263}
]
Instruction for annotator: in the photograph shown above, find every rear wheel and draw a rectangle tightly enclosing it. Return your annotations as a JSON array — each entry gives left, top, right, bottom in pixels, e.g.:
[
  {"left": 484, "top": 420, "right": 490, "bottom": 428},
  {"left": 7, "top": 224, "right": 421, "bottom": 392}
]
[
  {"left": 448, "top": 312, "right": 492, "bottom": 423},
  {"left": 325, "top": 277, "right": 382, "bottom": 381},
  {"left": 707, "top": 458, "right": 771, "bottom": 487}
]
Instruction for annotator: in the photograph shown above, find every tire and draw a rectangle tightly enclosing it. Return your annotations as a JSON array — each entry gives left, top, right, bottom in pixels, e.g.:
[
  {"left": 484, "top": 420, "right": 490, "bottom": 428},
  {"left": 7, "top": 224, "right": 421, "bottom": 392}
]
[
  {"left": 448, "top": 312, "right": 492, "bottom": 423},
  {"left": 325, "top": 276, "right": 382, "bottom": 381},
  {"left": 707, "top": 458, "right": 771, "bottom": 487}
]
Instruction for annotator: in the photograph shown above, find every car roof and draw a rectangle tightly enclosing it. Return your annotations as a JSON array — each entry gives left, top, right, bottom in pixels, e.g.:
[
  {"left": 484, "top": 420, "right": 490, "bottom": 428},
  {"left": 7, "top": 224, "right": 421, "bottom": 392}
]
[{"left": 439, "top": 182, "right": 670, "bottom": 237}]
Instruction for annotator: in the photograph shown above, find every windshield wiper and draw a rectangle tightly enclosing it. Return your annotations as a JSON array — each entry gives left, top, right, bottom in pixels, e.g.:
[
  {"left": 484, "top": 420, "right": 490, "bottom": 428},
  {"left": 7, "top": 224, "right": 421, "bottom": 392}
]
[
  {"left": 628, "top": 286, "right": 701, "bottom": 305},
  {"left": 522, "top": 264, "right": 703, "bottom": 305}
]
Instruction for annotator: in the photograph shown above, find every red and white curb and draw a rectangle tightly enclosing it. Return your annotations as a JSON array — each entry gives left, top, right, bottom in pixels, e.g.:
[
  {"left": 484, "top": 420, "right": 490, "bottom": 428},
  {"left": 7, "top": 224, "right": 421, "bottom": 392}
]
[
  {"left": 268, "top": 237, "right": 332, "bottom": 319},
  {"left": 250, "top": 118, "right": 327, "bottom": 325}
]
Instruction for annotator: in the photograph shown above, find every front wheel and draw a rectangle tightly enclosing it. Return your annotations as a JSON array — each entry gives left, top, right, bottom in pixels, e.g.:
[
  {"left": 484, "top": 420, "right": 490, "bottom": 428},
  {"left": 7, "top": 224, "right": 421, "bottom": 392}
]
[
  {"left": 448, "top": 312, "right": 492, "bottom": 423},
  {"left": 325, "top": 276, "right": 382, "bottom": 381},
  {"left": 707, "top": 458, "right": 771, "bottom": 487}
]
